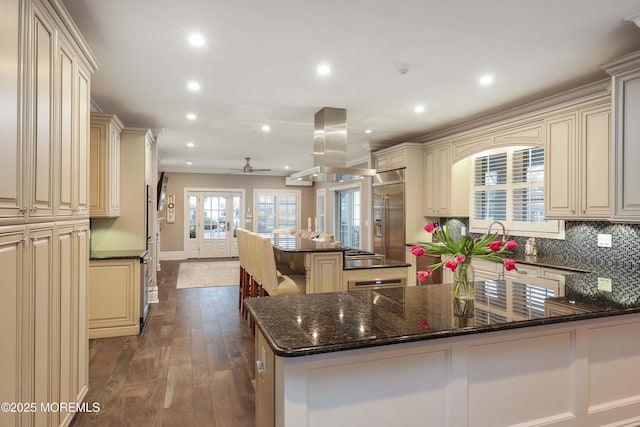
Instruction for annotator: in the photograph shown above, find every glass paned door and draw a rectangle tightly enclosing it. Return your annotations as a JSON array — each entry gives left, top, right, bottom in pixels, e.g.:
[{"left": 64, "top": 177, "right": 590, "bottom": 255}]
[{"left": 185, "top": 191, "right": 241, "bottom": 258}]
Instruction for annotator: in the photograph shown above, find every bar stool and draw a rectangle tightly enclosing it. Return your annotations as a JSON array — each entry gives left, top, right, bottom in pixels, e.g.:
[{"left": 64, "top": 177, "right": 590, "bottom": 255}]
[
  {"left": 255, "top": 234, "right": 306, "bottom": 296},
  {"left": 236, "top": 228, "right": 250, "bottom": 318}
]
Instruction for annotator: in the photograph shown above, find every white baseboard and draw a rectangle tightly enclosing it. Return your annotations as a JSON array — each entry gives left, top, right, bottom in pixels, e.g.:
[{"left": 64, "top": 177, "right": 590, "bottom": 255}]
[{"left": 160, "top": 251, "right": 186, "bottom": 260}]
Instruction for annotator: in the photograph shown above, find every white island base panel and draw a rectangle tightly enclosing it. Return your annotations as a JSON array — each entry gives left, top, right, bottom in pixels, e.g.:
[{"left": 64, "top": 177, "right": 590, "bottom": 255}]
[{"left": 266, "top": 313, "right": 640, "bottom": 427}]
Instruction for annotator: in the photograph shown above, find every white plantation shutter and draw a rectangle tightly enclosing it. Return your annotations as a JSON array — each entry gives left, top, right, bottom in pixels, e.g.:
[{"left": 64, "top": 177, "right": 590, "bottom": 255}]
[
  {"left": 473, "top": 152, "right": 507, "bottom": 221},
  {"left": 470, "top": 146, "right": 563, "bottom": 237},
  {"left": 511, "top": 147, "right": 546, "bottom": 223}
]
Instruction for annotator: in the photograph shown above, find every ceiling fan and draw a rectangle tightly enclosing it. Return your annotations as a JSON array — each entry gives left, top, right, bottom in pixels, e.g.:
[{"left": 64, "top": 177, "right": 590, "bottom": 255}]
[{"left": 229, "top": 157, "right": 272, "bottom": 174}]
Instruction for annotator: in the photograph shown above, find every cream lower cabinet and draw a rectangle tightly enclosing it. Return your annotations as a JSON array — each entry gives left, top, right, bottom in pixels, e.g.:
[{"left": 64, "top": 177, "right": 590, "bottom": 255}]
[
  {"left": 0, "top": 221, "right": 88, "bottom": 427},
  {"left": 89, "top": 258, "right": 140, "bottom": 338},
  {"left": 0, "top": 226, "right": 29, "bottom": 427},
  {"left": 544, "top": 102, "right": 611, "bottom": 219},
  {"left": 303, "top": 252, "right": 343, "bottom": 294}
]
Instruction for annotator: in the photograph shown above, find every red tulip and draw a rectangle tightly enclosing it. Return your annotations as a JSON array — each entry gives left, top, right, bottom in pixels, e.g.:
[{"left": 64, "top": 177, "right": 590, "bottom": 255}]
[
  {"left": 456, "top": 254, "right": 466, "bottom": 263},
  {"left": 505, "top": 240, "right": 517, "bottom": 250},
  {"left": 445, "top": 258, "right": 458, "bottom": 272},
  {"left": 488, "top": 240, "right": 502, "bottom": 251},
  {"left": 417, "top": 270, "right": 432, "bottom": 282},
  {"left": 504, "top": 259, "right": 517, "bottom": 271},
  {"left": 411, "top": 245, "right": 425, "bottom": 257},
  {"left": 424, "top": 222, "right": 435, "bottom": 233}
]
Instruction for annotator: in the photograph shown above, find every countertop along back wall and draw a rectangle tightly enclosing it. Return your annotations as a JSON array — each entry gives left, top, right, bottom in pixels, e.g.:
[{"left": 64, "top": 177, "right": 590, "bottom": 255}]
[{"left": 158, "top": 172, "right": 315, "bottom": 255}]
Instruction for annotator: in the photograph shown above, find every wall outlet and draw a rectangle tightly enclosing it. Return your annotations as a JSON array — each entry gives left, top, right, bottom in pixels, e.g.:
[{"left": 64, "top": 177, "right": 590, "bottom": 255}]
[
  {"left": 597, "top": 277, "right": 612, "bottom": 292},
  {"left": 597, "top": 233, "right": 612, "bottom": 248}
]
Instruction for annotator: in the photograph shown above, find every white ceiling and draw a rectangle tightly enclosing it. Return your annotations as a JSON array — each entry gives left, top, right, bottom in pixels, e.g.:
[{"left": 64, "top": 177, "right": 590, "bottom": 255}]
[{"left": 61, "top": 0, "right": 640, "bottom": 176}]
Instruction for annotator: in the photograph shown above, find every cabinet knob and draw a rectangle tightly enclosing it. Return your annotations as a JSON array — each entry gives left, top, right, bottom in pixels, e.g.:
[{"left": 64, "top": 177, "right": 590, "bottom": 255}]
[
  {"left": 19, "top": 207, "right": 28, "bottom": 214},
  {"left": 31, "top": 236, "right": 38, "bottom": 242},
  {"left": 30, "top": 206, "right": 38, "bottom": 212}
]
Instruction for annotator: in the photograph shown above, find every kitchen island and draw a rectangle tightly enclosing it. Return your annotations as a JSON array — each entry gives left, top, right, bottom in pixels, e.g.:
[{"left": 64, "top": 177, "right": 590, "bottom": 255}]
[
  {"left": 272, "top": 234, "right": 410, "bottom": 293},
  {"left": 245, "top": 266, "right": 640, "bottom": 427}
]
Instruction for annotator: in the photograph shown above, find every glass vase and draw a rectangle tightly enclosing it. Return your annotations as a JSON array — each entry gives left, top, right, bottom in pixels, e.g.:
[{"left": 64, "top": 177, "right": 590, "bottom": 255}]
[
  {"left": 453, "top": 261, "right": 475, "bottom": 328},
  {"left": 453, "top": 260, "right": 475, "bottom": 299}
]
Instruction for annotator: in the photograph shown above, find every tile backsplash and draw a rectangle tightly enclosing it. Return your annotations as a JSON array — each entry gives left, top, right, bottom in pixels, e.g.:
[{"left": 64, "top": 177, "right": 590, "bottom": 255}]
[{"left": 441, "top": 218, "right": 640, "bottom": 268}]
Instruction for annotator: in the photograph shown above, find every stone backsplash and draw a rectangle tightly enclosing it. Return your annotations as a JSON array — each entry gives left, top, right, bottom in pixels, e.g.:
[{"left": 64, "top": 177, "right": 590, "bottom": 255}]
[{"left": 440, "top": 218, "right": 640, "bottom": 268}]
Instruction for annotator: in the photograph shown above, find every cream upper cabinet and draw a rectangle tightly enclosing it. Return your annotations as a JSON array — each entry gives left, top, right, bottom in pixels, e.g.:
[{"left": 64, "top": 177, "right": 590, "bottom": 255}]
[
  {"left": 544, "top": 113, "right": 578, "bottom": 217},
  {"left": 0, "top": 0, "right": 24, "bottom": 220},
  {"left": 605, "top": 50, "right": 640, "bottom": 223},
  {"left": 29, "top": 4, "right": 56, "bottom": 219},
  {"left": 0, "top": 0, "right": 94, "bottom": 224},
  {"left": 56, "top": 35, "right": 76, "bottom": 218},
  {"left": 90, "top": 113, "right": 124, "bottom": 217},
  {"left": 374, "top": 147, "right": 406, "bottom": 172},
  {"left": 75, "top": 64, "right": 91, "bottom": 217},
  {"left": 544, "top": 104, "right": 611, "bottom": 219},
  {"left": 424, "top": 144, "right": 452, "bottom": 216}
]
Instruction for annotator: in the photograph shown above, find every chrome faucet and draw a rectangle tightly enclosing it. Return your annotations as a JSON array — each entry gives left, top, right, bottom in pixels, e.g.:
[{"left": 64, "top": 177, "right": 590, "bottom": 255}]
[{"left": 486, "top": 221, "right": 507, "bottom": 243}]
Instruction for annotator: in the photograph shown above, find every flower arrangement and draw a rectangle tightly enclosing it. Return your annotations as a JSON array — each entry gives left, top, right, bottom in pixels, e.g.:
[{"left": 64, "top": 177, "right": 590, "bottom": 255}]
[{"left": 411, "top": 221, "right": 517, "bottom": 297}]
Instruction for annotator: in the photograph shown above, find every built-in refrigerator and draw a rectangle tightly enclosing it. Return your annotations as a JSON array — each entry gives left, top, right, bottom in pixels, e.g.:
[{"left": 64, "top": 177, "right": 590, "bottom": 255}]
[{"left": 372, "top": 169, "right": 405, "bottom": 263}]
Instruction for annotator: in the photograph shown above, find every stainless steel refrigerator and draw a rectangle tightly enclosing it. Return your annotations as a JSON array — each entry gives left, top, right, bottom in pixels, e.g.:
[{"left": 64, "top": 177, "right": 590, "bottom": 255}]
[{"left": 372, "top": 169, "right": 405, "bottom": 263}]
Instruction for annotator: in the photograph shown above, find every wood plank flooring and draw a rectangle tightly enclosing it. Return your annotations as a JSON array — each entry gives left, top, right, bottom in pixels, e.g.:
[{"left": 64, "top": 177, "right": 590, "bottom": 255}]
[{"left": 71, "top": 260, "right": 255, "bottom": 427}]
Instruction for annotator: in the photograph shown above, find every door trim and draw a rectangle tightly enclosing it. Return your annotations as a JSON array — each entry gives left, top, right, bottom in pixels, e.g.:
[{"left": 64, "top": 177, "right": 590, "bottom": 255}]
[{"left": 183, "top": 187, "right": 245, "bottom": 258}]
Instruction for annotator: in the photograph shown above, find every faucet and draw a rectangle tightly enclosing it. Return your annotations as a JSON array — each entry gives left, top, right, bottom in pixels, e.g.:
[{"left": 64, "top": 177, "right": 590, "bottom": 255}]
[{"left": 485, "top": 221, "right": 507, "bottom": 243}]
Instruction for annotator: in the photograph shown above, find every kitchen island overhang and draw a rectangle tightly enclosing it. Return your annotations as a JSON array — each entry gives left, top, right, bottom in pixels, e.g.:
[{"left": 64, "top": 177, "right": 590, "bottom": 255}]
[{"left": 246, "top": 274, "right": 640, "bottom": 427}]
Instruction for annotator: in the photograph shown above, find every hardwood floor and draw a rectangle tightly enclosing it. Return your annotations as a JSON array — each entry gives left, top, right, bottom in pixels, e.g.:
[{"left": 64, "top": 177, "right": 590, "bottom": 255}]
[{"left": 71, "top": 260, "right": 256, "bottom": 427}]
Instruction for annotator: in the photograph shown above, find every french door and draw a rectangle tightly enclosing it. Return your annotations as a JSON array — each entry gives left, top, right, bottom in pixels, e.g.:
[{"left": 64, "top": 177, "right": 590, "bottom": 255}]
[{"left": 185, "top": 190, "right": 242, "bottom": 258}]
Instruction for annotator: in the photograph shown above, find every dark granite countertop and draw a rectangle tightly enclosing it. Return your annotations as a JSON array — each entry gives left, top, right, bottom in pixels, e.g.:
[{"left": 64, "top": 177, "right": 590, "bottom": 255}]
[
  {"left": 245, "top": 265, "right": 640, "bottom": 357},
  {"left": 272, "top": 234, "right": 346, "bottom": 253},
  {"left": 90, "top": 249, "right": 148, "bottom": 260}
]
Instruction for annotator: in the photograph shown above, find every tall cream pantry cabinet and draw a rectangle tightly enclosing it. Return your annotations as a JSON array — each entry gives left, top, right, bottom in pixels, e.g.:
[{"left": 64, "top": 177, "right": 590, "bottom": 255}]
[{"left": 0, "top": 1, "right": 98, "bottom": 426}]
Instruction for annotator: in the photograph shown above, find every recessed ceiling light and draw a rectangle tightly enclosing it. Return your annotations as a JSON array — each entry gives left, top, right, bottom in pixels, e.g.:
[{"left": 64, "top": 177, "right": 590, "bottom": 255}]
[
  {"left": 414, "top": 105, "right": 425, "bottom": 113},
  {"left": 479, "top": 74, "right": 494, "bottom": 86},
  {"left": 284, "top": 165, "right": 290, "bottom": 170},
  {"left": 365, "top": 129, "right": 372, "bottom": 134},
  {"left": 186, "top": 113, "right": 197, "bottom": 120},
  {"left": 187, "top": 81, "right": 201, "bottom": 91},
  {"left": 317, "top": 63, "right": 331, "bottom": 76},
  {"left": 186, "top": 142, "right": 195, "bottom": 148},
  {"left": 186, "top": 161, "right": 193, "bottom": 165},
  {"left": 262, "top": 124, "right": 271, "bottom": 132},
  {"left": 188, "top": 33, "right": 205, "bottom": 47}
]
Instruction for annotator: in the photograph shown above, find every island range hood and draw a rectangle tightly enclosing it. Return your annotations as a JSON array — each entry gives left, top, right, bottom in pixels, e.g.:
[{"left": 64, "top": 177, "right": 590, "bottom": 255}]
[{"left": 289, "top": 107, "right": 376, "bottom": 182}]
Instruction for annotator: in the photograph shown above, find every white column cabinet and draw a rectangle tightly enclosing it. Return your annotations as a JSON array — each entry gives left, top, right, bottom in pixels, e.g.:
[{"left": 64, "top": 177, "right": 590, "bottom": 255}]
[
  {"left": 605, "top": 50, "right": 640, "bottom": 222},
  {"left": 90, "top": 113, "right": 124, "bottom": 217},
  {"left": 544, "top": 103, "right": 611, "bottom": 219},
  {"left": 0, "top": 1, "right": 97, "bottom": 425}
]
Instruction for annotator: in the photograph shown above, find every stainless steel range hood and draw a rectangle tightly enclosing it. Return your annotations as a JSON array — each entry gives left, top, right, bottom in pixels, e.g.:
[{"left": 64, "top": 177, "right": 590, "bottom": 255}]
[{"left": 289, "top": 107, "right": 376, "bottom": 182}]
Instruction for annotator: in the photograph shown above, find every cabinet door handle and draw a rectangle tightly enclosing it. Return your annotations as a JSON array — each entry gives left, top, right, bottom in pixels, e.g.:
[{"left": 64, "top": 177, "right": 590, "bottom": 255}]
[
  {"left": 30, "top": 206, "right": 38, "bottom": 212},
  {"left": 19, "top": 207, "right": 28, "bottom": 214}
]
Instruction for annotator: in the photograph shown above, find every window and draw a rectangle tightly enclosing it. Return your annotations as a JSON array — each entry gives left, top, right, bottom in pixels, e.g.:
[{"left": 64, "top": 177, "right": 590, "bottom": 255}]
[
  {"left": 336, "top": 188, "right": 360, "bottom": 248},
  {"left": 470, "top": 146, "right": 563, "bottom": 238},
  {"left": 316, "top": 189, "right": 326, "bottom": 233},
  {"left": 254, "top": 189, "right": 301, "bottom": 236}
]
